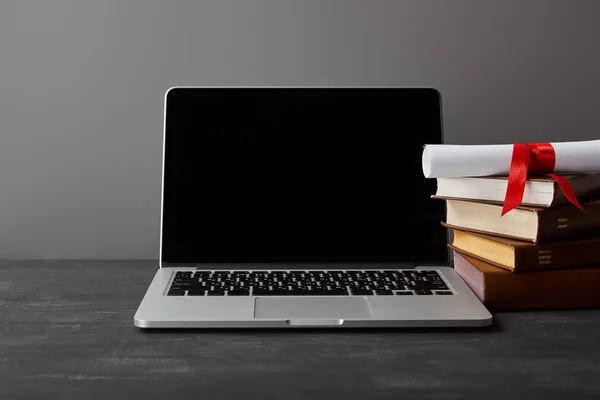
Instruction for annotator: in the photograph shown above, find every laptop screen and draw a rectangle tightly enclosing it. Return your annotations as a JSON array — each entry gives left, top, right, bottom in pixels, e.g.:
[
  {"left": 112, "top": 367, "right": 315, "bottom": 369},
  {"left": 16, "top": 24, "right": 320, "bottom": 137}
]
[{"left": 161, "top": 87, "right": 448, "bottom": 266}]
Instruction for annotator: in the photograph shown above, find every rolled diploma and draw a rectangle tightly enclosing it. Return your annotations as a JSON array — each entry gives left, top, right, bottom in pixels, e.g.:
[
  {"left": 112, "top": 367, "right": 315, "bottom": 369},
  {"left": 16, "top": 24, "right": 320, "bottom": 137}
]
[{"left": 422, "top": 139, "right": 600, "bottom": 178}]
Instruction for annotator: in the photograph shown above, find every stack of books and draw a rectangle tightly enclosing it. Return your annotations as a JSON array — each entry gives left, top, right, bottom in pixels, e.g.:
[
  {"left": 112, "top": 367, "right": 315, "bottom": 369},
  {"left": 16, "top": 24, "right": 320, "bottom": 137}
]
[{"left": 433, "top": 172, "right": 600, "bottom": 311}]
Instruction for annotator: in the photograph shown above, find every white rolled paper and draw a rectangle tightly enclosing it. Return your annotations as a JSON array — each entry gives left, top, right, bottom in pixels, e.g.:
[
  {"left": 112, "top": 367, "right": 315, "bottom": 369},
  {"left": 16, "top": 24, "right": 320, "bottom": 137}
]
[{"left": 422, "top": 139, "right": 600, "bottom": 178}]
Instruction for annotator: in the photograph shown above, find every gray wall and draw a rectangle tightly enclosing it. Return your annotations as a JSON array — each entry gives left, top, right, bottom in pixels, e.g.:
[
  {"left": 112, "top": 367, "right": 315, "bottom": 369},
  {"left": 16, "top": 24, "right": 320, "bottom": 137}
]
[{"left": 2, "top": 0, "right": 599, "bottom": 259}]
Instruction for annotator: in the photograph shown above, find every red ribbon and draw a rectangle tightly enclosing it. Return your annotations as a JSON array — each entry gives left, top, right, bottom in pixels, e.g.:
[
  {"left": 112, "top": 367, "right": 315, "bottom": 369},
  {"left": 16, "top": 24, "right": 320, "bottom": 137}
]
[{"left": 501, "top": 142, "right": 586, "bottom": 216}]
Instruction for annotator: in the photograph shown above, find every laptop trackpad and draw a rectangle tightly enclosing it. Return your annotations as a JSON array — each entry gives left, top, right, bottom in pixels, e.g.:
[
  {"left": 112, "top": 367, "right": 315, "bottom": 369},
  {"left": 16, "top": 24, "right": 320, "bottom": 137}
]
[{"left": 254, "top": 297, "right": 373, "bottom": 319}]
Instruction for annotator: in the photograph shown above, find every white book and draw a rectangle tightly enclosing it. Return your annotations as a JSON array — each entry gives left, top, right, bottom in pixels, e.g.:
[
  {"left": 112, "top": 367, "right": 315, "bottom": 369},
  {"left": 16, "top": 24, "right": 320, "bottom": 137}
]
[{"left": 433, "top": 173, "right": 600, "bottom": 208}]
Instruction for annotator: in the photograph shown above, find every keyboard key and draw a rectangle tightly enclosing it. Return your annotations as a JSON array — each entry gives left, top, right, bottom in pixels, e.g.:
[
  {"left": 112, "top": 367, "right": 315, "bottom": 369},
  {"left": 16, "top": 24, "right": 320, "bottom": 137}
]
[
  {"left": 253, "top": 288, "right": 348, "bottom": 296},
  {"left": 187, "top": 289, "right": 206, "bottom": 296},
  {"left": 167, "top": 289, "right": 185, "bottom": 296},
  {"left": 435, "top": 291, "right": 453, "bottom": 295},
  {"left": 375, "top": 289, "right": 393, "bottom": 295},
  {"left": 415, "top": 290, "right": 433, "bottom": 295},
  {"left": 395, "top": 291, "right": 414, "bottom": 295},
  {"left": 252, "top": 289, "right": 282, "bottom": 296},
  {"left": 311, "top": 289, "right": 348, "bottom": 296},
  {"left": 350, "top": 288, "right": 374, "bottom": 296},
  {"left": 207, "top": 290, "right": 225, "bottom": 296},
  {"left": 228, "top": 289, "right": 250, "bottom": 296}
]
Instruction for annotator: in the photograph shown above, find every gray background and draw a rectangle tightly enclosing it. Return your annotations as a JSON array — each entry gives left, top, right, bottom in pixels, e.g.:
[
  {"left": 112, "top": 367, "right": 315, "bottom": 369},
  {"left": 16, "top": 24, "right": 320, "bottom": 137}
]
[{"left": 2, "top": 0, "right": 599, "bottom": 260}]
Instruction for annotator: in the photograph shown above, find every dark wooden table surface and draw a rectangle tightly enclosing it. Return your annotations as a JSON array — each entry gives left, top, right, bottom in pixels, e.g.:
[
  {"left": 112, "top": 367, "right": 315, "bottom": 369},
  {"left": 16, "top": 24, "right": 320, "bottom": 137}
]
[{"left": 1, "top": 260, "right": 599, "bottom": 400}]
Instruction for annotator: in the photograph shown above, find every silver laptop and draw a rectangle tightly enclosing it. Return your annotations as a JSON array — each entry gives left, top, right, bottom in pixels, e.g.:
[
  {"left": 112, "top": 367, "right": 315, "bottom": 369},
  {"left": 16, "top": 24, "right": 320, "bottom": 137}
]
[{"left": 133, "top": 86, "right": 492, "bottom": 329}]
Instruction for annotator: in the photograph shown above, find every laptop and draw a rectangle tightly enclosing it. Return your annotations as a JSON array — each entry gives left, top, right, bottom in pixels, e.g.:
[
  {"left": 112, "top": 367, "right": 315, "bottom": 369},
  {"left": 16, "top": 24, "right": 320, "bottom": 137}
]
[{"left": 133, "top": 86, "right": 493, "bottom": 329}]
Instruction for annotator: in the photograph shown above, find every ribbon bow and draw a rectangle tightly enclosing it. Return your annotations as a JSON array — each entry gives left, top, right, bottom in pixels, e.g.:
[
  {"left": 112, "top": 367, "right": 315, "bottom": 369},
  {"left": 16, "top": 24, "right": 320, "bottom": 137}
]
[{"left": 501, "top": 142, "right": 586, "bottom": 216}]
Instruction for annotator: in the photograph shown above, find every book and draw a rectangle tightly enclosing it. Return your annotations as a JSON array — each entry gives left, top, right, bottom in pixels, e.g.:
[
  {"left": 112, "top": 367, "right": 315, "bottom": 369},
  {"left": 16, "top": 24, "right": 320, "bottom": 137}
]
[
  {"left": 442, "top": 198, "right": 600, "bottom": 243},
  {"left": 433, "top": 172, "right": 600, "bottom": 208},
  {"left": 447, "top": 226, "right": 600, "bottom": 272},
  {"left": 452, "top": 250, "right": 600, "bottom": 311}
]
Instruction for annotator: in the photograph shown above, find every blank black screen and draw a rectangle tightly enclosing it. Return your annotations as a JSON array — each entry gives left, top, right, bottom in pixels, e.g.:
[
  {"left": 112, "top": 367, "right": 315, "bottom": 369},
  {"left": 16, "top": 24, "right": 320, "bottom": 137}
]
[{"left": 162, "top": 87, "right": 448, "bottom": 266}]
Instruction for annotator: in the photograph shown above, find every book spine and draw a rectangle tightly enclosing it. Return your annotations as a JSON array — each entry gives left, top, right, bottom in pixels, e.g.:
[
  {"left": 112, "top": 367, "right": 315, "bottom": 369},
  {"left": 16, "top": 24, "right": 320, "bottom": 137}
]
[
  {"left": 551, "top": 173, "right": 600, "bottom": 207},
  {"left": 536, "top": 202, "right": 600, "bottom": 243},
  {"left": 513, "top": 240, "right": 600, "bottom": 271},
  {"left": 483, "top": 269, "right": 600, "bottom": 311}
]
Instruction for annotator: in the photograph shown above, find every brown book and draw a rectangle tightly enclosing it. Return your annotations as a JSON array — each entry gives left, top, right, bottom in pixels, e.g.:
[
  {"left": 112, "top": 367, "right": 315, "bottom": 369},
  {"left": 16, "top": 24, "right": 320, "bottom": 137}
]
[
  {"left": 446, "top": 226, "right": 600, "bottom": 272},
  {"left": 433, "top": 172, "right": 600, "bottom": 208},
  {"left": 442, "top": 198, "right": 600, "bottom": 243},
  {"left": 453, "top": 249, "right": 600, "bottom": 311}
]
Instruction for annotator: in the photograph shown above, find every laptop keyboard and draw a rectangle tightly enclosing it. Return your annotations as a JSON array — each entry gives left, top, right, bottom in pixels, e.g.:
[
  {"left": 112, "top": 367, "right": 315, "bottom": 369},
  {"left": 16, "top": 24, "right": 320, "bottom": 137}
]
[{"left": 167, "top": 269, "right": 453, "bottom": 296}]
